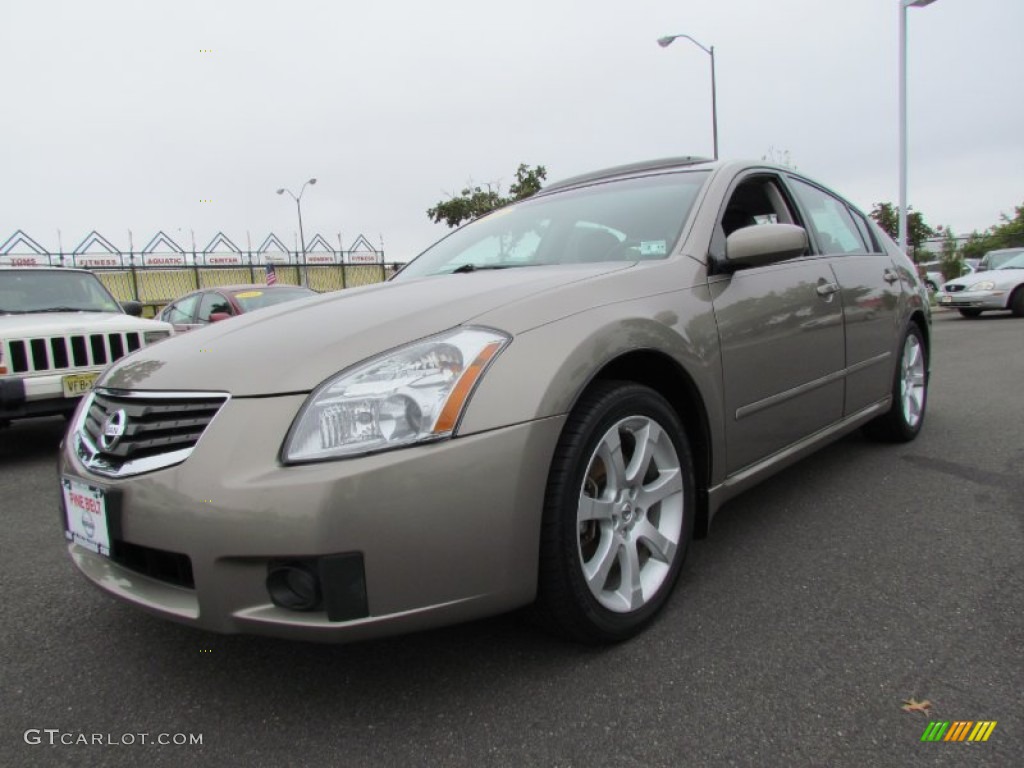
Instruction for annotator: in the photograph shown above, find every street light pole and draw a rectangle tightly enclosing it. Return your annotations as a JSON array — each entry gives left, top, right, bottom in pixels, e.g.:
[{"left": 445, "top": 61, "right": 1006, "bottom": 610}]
[
  {"left": 657, "top": 34, "right": 718, "bottom": 160},
  {"left": 276, "top": 177, "right": 317, "bottom": 285},
  {"left": 898, "top": 0, "right": 938, "bottom": 256}
]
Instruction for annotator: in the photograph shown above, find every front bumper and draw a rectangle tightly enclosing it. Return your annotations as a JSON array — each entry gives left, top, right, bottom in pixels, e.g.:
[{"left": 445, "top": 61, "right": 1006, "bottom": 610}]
[
  {"left": 938, "top": 290, "right": 1008, "bottom": 310},
  {"left": 59, "top": 394, "right": 564, "bottom": 642},
  {"left": 1, "top": 371, "right": 95, "bottom": 420}
]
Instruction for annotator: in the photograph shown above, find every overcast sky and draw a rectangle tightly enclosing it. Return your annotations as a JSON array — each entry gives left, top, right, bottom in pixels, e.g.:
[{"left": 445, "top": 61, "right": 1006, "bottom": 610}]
[{"left": 2, "top": 0, "right": 1021, "bottom": 261}]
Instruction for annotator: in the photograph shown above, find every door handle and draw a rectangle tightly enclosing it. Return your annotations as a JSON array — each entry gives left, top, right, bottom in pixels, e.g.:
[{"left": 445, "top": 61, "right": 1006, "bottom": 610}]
[
  {"left": 816, "top": 281, "right": 840, "bottom": 297},
  {"left": 883, "top": 269, "right": 899, "bottom": 284}
]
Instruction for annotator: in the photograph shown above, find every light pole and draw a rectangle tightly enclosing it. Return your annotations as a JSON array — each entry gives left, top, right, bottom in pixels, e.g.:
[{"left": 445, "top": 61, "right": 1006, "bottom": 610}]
[
  {"left": 657, "top": 33, "right": 718, "bottom": 160},
  {"left": 899, "top": 0, "right": 938, "bottom": 256},
  {"left": 277, "top": 177, "right": 317, "bottom": 283}
]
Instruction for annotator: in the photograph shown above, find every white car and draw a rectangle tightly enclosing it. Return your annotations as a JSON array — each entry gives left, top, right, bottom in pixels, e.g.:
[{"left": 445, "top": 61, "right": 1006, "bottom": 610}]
[
  {"left": 0, "top": 268, "right": 173, "bottom": 424},
  {"left": 939, "top": 251, "right": 1024, "bottom": 318}
]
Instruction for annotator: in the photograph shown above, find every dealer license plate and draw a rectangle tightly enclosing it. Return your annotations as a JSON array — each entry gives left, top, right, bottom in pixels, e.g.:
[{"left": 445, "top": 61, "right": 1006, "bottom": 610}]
[
  {"left": 62, "top": 372, "right": 100, "bottom": 397},
  {"left": 62, "top": 477, "right": 110, "bottom": 557}
]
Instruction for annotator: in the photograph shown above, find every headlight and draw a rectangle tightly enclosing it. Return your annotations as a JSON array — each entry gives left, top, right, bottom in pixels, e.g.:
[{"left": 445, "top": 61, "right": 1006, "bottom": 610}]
[
  {"left": 283, "top": 327, "right": 510, "bottom": 463},
  {"left": 968, "top": 281, "right": 995, "bottom": 292},
  {"left": 144, "top": 330, "right": 172, "bottom": 344}
]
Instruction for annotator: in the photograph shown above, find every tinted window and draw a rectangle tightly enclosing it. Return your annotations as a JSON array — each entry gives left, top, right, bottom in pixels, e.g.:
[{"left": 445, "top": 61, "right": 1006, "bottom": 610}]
[{"left": 789, "top": 178, "right": 867, "bottom": 255}]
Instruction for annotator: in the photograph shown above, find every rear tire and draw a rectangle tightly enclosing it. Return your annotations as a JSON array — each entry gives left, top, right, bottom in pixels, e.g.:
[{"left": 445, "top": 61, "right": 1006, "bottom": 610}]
[
  {"left": 958, "top": 308, "right": 983, "bottom": 318},
  {"left": 864, "top": 324, "right": 927, "bottom": 443},
  {"left": 534, "top": 382, "right": 694, "bottom": 644}
]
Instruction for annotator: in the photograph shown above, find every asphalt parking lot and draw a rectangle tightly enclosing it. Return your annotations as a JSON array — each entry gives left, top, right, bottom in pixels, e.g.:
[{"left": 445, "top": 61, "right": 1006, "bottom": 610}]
[{"left": 1, "top": 309, "right": 1020, "bottom": 768}]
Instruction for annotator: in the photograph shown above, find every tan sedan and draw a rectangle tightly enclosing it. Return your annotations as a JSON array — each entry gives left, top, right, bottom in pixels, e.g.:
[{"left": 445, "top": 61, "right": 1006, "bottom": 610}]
[{"left": 58, "top": 158, "right": 930, "bottom": 644}]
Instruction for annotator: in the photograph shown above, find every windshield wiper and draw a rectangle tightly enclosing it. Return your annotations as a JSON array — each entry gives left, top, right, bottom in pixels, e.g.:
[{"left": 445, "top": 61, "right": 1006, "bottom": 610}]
[
  {"left": 449, "top": 263, "right": 527, "bottom": 274},
  {"left": 33, "top": 307, "right": 107, "bottom": 313}
]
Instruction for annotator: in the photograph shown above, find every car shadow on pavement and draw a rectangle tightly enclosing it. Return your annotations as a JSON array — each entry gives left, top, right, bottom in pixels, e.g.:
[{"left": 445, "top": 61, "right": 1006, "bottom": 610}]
[{"left": 0, "top": 416, "right": 68, "bottom": 464}]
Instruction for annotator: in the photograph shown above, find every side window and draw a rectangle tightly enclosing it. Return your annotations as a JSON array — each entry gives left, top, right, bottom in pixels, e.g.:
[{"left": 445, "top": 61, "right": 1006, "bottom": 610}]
[
  {"left": 162, "top": 294, "right": 199, "bottom": 324},
  {"left": 712, "top": 176, "right": 799, "bottom": 262},
  {"left": 197, "top": 292, "right": 232, "bottom": 323},
  {"left": 788, "top": 178, "right": 867, "bottom": 255},
  {"left": 850, "top": 209, "right": 880, "bottom": 253}
]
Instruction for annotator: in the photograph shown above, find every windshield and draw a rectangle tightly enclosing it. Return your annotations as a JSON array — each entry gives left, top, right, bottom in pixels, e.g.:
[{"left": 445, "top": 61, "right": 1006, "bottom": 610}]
[
  {"left": 0, "top": 270, "right": 123, "bottom": 314},
  {"left": 232, "top": 286, "right": 316, "bottom": 312},
  {"left": 981, "top": 249, "right": 1023, "bottom": 270},
  {"left": 995, "top": 252, "right": 1024, "bottom": 270},
  {"left": 394, "top": 171, "right": 710, "bottom": 280}
]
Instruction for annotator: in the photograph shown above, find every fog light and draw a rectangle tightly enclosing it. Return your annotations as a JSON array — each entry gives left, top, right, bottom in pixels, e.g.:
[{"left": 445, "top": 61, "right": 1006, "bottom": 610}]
[{"left": 266, "top": 561, "right": 323, "bottom": 612}]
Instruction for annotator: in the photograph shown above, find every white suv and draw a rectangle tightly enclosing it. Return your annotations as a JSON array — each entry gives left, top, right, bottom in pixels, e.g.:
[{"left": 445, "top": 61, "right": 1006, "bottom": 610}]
[{"left": 1, "top": 268, "right": 173, "bottom": 424}]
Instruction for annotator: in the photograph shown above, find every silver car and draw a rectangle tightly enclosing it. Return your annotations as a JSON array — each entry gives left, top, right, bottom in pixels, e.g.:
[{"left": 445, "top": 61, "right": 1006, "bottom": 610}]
[
  {"left": 58, "top": 158, "right": 931, "bottom": 644},
  {"left": 939, "top": 249, "right": 1024, "bottom": 318}
]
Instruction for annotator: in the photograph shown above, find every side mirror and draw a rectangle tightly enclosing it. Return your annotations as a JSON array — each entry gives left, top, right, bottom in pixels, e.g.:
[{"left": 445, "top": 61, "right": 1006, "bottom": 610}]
[
  {"left": 723, "top": 223, "right": 808, "bottom": 271},
  {"left": 121, "top": 300, "right": 143, "bottom": 317},
  {"left": 209, "top": 312, "right": 232, "bottom": 323}
]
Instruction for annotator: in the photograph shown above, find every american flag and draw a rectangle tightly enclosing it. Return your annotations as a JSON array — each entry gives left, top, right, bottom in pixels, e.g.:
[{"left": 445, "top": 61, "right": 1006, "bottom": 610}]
[{"left": 266, "top": 263, "right": 277, "bottom": 285}]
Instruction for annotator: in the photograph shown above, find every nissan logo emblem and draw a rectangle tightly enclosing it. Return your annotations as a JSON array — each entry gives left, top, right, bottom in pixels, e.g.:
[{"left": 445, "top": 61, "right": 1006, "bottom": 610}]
[{"left": 100, "top": 409, "right": 127, "bottom": 451}]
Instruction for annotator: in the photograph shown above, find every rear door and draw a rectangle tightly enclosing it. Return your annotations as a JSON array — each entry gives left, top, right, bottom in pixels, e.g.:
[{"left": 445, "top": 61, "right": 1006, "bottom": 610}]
[{"left": 785, "top": 177, "right": 901, "bottom": 416}]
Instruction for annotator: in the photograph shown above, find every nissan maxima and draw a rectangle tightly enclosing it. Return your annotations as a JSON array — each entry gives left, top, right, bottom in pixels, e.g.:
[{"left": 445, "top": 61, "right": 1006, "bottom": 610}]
[{"left": 59, "top": 158, "right": 931, "bottom": 644}]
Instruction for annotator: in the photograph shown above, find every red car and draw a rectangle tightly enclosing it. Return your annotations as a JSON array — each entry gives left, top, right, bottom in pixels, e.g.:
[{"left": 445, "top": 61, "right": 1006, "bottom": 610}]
[{"left": 157, "top": 284, "right": 316, "bottom": 332}]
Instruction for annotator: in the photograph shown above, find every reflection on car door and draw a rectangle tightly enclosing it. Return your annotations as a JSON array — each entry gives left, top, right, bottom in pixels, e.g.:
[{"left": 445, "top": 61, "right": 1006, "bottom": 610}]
[
  {"left": 786, "top": 177, "right": 901, "bottom": 416},
  {"left": 709, "top": 174, "right": 845, "bottom": 474}
]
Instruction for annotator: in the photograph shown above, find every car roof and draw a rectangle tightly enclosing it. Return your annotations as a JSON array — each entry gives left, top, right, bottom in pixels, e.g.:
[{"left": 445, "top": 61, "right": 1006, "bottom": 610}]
[
  {"left": 189, "top": 284, "right": 311, "bottom": 294},
  {"left": 0, "top": 265, "right": 91, "bottom": 274},
  {"left": 541, "top": 156, "right": 717, "bottom": 194}
]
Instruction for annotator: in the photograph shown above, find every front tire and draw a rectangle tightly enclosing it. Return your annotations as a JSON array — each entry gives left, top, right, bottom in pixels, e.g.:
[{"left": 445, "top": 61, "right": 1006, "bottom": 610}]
[
  {"left": 864, "top": 324, "right": 927, "bottom": 443},
  {"left": 1010, "top": 287, "right": 1024, "bottom": 318},
  {"left": 534, "top": 382, "right": 694, "bottom": 644}
]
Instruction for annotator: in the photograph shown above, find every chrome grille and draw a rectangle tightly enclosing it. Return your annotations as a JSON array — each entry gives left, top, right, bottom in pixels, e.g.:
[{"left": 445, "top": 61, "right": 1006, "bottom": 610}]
[
  {"left": 74, "top": 389, "right": 229, "bottom": 477},
  {"left": 944, "top": 284, "right": 965, "bottom": 293},
  {"left": 5, "top": 332, "right": 142, "bottom": 374}
]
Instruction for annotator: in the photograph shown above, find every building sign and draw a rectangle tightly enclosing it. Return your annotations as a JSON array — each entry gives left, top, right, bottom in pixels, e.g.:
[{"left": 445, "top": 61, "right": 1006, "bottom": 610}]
[
  {"left": 141, "top": 252, "right": 189, "bottom": 267},
  {"left": 305, "top": 252, "right": 338, "bottom": 265},
  {"left": 348, "top": 251, "right": 380, "bottom": 264},
  {"left": 203, "top": 253, "right": 244, "bottom": 266},
  {"left": 0, "top": 254, "right": 51, "bottom": 267},
  {"left": 73, "top": 254, "right": 125, "bottom": 268}
]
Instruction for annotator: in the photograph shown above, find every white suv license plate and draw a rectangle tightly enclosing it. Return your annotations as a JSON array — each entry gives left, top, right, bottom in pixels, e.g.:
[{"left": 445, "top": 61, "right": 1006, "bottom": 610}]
[
  {"left": 62, "top": 477, "right": 111, "bottom": 557},
  {"left": 62, "top": 372, "right": 100, "bottom": 397}
]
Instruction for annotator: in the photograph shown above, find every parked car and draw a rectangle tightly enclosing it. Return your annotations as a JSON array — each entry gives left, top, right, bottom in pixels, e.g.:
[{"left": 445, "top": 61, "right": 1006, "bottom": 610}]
[
  {"left": 917, "top": 259, "right": 972, "bottom": 293},
  {"left": 0, "top": 267, "right": 172, "bottom": 425},
  {"left": 157, "top": 284, "right": 317, "bottom": 332},
  {"left": 59, "top": 158, "right": 931, "bottom": 644},
  {"left": 976, "top": 247, "right": 1024, "bottom": 272},
  {"left": 939, "top": 250, "right": 1024, "bottom": 317}
]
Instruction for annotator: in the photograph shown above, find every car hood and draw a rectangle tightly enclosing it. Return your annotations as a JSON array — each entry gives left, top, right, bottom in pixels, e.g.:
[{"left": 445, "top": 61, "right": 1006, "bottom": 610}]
[
  {"left": 944, "top": 269, "right": 1024, "bottom": 290},
  {"left": 0, "top": 311, "right": 170, "bottom": 337},
  {"left": 100, "top": 263, "right": 632, "bottom": 396}
]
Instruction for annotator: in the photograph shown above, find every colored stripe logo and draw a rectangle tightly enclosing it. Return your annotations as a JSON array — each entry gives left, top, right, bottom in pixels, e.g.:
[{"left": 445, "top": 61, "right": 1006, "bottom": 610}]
[{"left": 921, "top": 721, "right": 997, "bottom": 742}]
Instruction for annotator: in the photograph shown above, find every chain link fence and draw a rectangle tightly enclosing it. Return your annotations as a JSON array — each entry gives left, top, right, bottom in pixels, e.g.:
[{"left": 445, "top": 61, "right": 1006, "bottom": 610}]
[
  {"left": 0, "top": 229, "right": 403, "bottom": 317},
  {"left": 89, "top": 264, "right": 398, "bottom": 316}
]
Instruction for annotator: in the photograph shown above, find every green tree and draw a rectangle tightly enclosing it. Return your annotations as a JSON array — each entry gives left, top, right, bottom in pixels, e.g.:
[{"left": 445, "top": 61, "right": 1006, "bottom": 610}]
[
  {"left": 427, "top": 164, "right": 547, "bottom": 228},
  {"left": 936, "top": 227, "right": 965, "bottom": 281},
  {"left": 870, "top": 202, "right": 935, "bottom": 257},
  {"left": 959, "top": 202, "right": 1024, "bottom": 261}
]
